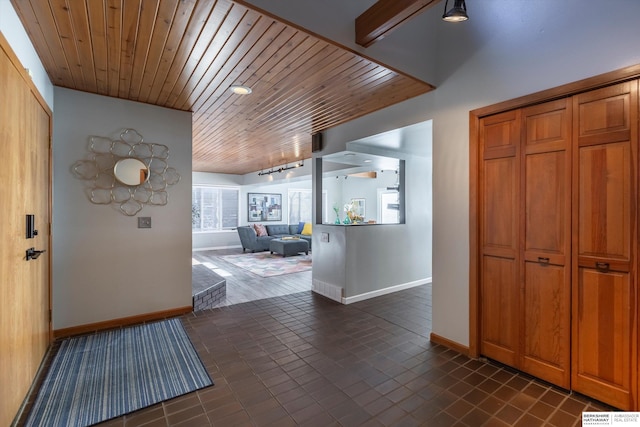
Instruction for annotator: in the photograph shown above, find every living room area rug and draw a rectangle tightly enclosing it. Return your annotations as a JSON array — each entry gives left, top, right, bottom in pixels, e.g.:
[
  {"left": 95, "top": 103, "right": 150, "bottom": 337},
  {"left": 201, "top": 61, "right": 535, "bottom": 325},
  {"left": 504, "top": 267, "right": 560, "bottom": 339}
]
[
  {"left": 221, "top": 252, "right": 312, "bottom": 277},
  {"left": 25, "top": 318, "right": 212, "bottom": 427}
]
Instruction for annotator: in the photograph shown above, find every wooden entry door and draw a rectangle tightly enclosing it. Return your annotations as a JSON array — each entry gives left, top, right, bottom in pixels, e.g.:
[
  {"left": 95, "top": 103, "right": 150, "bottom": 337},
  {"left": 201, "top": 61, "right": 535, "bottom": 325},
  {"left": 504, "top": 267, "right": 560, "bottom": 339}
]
[{"left": 0, "top": 37, "right": 52, "bottom": 425}]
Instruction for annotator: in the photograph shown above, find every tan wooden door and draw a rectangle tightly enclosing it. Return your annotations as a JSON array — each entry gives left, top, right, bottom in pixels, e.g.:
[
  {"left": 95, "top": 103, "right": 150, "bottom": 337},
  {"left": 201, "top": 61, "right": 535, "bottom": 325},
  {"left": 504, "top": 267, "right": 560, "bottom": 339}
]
[
  {"left": 520, "top": 99, "right": 572, "bottom": 388},
  {"left": 572, "top": 81, "right": 638, "bottom": 410},
  {"left": 479, "top": 110, "right": 521, "bottom": 367},
  {"left": 0, "top": 38, "right": 51, "bottom": 425}
]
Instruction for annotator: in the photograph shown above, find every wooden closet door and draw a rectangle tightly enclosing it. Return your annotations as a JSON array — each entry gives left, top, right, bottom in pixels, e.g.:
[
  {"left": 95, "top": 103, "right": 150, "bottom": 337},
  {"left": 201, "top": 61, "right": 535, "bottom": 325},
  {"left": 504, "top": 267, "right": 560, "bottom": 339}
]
[
  {"left": 520, "top": 99, "right": 572, "bottom": 388},
  {"left": 572, "top": 81, "right": 638, "bottom": 410},
  {"left": 479, "top": 110, "right": 521, "bottom": 366}
]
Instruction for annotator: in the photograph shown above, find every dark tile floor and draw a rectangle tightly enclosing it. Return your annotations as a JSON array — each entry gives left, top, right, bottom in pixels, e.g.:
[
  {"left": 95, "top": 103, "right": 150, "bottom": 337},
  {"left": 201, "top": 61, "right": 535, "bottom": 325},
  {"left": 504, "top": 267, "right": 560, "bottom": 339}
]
[{"left": 90, "top": 284, "right": 613, "bottom": 426}]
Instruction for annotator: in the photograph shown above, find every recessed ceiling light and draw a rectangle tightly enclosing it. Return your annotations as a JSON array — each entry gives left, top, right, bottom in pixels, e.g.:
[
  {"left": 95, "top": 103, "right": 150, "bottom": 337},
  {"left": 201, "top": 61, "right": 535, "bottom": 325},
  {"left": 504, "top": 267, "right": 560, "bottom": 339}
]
[
  {"left": 229, "top": 84, "right": 252, "bottom": 95},
  {"left": 363, "top": 159, "right": 372, "bottom": 163}
]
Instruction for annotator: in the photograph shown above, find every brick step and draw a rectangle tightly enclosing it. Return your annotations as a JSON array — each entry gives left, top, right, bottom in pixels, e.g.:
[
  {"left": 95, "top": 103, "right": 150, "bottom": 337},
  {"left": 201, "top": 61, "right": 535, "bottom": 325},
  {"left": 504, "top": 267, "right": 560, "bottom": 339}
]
[{"left": 192, "top": 264, "right": 226, "bottom": 311}]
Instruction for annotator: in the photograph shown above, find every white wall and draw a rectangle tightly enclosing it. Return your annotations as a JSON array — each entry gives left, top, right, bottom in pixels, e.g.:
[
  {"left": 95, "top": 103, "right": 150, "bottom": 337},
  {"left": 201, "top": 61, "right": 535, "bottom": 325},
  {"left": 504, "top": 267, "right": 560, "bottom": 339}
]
[
  {"left": 313, "top": 122, "right": 433, "bottom": 300},
  {"left": 255, "top": 0, "right": 640, "bottom": 346},
  {"left": 0, "top": 0, "right": 54, "bottom": 108},
  {"left": 52, "top": 87, "right": 192, "bottom": 330},
  {"left": 429, "top": 0, "right": 640, "bottom": 346}
]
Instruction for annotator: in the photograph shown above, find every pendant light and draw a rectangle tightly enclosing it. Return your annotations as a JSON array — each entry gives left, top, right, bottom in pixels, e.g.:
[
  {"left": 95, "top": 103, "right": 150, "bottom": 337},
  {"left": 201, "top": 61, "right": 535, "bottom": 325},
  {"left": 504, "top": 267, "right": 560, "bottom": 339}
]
[{"left": 442, "top": 0, "right": 468, "bottom": 22}]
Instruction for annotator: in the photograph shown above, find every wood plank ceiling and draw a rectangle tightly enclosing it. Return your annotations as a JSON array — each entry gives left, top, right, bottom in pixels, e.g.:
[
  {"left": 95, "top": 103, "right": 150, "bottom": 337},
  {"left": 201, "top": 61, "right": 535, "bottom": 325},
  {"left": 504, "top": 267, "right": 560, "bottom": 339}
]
[{"left": 11, "top": 0, "right": 435, "bottom": 174}]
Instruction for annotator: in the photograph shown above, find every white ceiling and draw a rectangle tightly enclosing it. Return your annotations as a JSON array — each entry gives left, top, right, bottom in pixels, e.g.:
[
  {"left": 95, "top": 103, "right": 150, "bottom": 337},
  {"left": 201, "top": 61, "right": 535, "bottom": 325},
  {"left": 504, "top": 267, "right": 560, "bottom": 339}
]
[
  {"left": 348, "top": 120, "right": 433, "bottom": 158},
  {"left": 322, "top": 151, "right": 399, "bottom": 172}
]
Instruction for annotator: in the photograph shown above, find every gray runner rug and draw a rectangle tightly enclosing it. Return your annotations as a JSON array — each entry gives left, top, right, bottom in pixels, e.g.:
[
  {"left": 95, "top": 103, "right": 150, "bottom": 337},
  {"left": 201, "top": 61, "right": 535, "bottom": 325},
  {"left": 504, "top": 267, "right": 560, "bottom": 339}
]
[{"left": 25, "top": 318, "right": 212, "bottom": 427}]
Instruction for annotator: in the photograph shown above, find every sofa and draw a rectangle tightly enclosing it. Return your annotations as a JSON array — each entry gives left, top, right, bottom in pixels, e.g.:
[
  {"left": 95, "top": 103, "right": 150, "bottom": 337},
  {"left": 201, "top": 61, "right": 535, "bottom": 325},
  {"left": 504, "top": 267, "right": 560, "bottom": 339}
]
[{"left": 237, "top": 224, "right": 312, "bottom": 253}]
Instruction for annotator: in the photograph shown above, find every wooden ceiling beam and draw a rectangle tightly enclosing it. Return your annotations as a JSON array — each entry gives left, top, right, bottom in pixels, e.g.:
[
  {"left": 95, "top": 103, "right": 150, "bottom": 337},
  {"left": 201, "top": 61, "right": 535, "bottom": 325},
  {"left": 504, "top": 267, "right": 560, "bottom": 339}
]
[{"left": 355, "top": 0, "right": 439, "bottom": 47}]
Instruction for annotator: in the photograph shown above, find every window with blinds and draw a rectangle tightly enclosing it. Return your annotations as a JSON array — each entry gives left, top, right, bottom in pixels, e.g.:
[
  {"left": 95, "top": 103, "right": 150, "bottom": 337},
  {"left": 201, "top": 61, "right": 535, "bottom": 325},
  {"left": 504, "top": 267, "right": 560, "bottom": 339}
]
[{"left": 192, "top": 186, "right": 239, "bottom": 231}]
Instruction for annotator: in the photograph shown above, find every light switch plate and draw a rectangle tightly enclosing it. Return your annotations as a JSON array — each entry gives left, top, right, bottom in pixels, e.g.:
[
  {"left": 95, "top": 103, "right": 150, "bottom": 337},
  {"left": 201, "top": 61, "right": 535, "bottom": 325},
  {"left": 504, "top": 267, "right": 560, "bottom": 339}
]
[
  {"left": 321, "top": 232, "right": 329, "bottom": 243},
  {"left": 138, "top": 217, "right": 151, "bottom": 228}
]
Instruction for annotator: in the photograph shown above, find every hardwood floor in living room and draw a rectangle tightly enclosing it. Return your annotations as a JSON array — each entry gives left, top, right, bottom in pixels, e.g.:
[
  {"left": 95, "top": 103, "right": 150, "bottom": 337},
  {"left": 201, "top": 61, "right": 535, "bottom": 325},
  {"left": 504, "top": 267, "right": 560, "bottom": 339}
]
[{"left": 192, "top": 248, "right": 312, "bottom": 308}]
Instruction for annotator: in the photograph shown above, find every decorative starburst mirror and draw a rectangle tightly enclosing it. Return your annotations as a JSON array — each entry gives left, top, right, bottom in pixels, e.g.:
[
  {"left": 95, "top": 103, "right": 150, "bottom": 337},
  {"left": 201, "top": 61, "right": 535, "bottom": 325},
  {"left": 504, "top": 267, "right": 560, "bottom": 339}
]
[{"left": 72, "top": 129, "right": 180, "bottom": 216}]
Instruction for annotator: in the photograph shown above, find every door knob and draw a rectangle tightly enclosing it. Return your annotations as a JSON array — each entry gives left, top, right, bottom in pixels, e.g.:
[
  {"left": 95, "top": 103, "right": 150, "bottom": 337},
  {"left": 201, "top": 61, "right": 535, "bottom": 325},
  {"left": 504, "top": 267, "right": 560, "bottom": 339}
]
[{"left": 26, "top": 247, "right": 46, "bottom": 261}]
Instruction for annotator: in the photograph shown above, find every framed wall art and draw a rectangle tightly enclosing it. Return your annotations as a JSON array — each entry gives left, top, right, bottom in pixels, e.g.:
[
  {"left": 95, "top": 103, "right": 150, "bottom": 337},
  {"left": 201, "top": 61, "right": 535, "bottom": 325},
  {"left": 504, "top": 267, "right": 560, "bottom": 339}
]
[{"left": 248, "top": 192, "right": 282, "bottom": 222}]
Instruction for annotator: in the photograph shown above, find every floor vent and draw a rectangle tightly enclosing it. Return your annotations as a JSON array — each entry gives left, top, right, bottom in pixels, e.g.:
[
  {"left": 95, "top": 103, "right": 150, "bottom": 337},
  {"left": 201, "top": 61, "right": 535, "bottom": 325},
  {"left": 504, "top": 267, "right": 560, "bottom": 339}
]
[{"left": 312, "top": 279, "right": 343, "bottom": 303}]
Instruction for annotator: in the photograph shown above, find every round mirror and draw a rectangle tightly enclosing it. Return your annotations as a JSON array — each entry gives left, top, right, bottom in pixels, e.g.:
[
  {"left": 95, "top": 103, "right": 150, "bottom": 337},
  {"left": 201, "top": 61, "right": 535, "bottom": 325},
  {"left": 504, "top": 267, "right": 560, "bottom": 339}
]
[{"left": 114, "top": 158, "right": 149, "bottom": 186}]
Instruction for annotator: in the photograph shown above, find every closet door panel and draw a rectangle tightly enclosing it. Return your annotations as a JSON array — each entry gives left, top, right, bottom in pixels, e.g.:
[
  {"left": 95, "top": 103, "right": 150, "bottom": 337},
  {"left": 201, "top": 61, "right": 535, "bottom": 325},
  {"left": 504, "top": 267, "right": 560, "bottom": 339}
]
[
  {"left": 574, "top": 269, "right": 633, "bottom": 408},
  {"left": 522, "top": 263, "right": 570, "bottom": 386},
  {"left": 483, "top": 157, "right": 517, "bottom": 255},
  {"left": 577, "top": 91, "right": 631, "bottom": 146},
  {"left": 482, "top": 110, "right": 520, "bottom": 156},
  {"left": 524, "top": 150, "right": 567, "bottom": 259},
  {"left": 520, "top": 99, "right": 572, "bottom": 388},
  {"left": 578, "top": 143, "right": 631, "bottom": 264},
  {"left": 479, "top": 110, "right": 520, "bottom": 366},
  {"left": 572, "top": 81, "right": 637, "bottom": 410},
  {"left": 480, "top": 155, "right": 518, "bottom": 364},
  {"left": 481, "top": 256, "right": 518, "bottom": 365}
]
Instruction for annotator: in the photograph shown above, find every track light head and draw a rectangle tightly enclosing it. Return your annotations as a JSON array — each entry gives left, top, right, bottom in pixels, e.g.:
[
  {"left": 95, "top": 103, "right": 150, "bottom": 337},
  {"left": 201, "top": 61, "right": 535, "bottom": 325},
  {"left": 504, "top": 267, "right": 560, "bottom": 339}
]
[{"left": 442, "top": 0, "right": 468, "bottom": 22}]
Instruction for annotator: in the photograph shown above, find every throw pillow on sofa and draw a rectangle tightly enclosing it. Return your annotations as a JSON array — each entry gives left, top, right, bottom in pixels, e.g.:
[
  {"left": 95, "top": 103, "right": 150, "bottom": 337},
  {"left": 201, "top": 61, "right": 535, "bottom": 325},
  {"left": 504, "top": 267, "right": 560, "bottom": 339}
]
[
  {"left": 297, "top": 221, "right": 305, "bottom": 234},
  {"left": 254, "top": 223, "right": 268, "bottom": 237},
  {"left": 301, "top": 222, "right": 312, "bottom": 235}
]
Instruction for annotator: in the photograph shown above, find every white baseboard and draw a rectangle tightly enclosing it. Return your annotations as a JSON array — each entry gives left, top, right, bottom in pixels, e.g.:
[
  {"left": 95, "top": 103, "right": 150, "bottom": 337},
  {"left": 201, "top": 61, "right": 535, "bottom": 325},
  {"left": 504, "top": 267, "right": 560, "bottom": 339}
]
[
  {"left": 192, "top": 245, "right": 243, "bottom": 252},
  {"left": 342, "top": 278, "right": 432, "bottom": 304}
]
